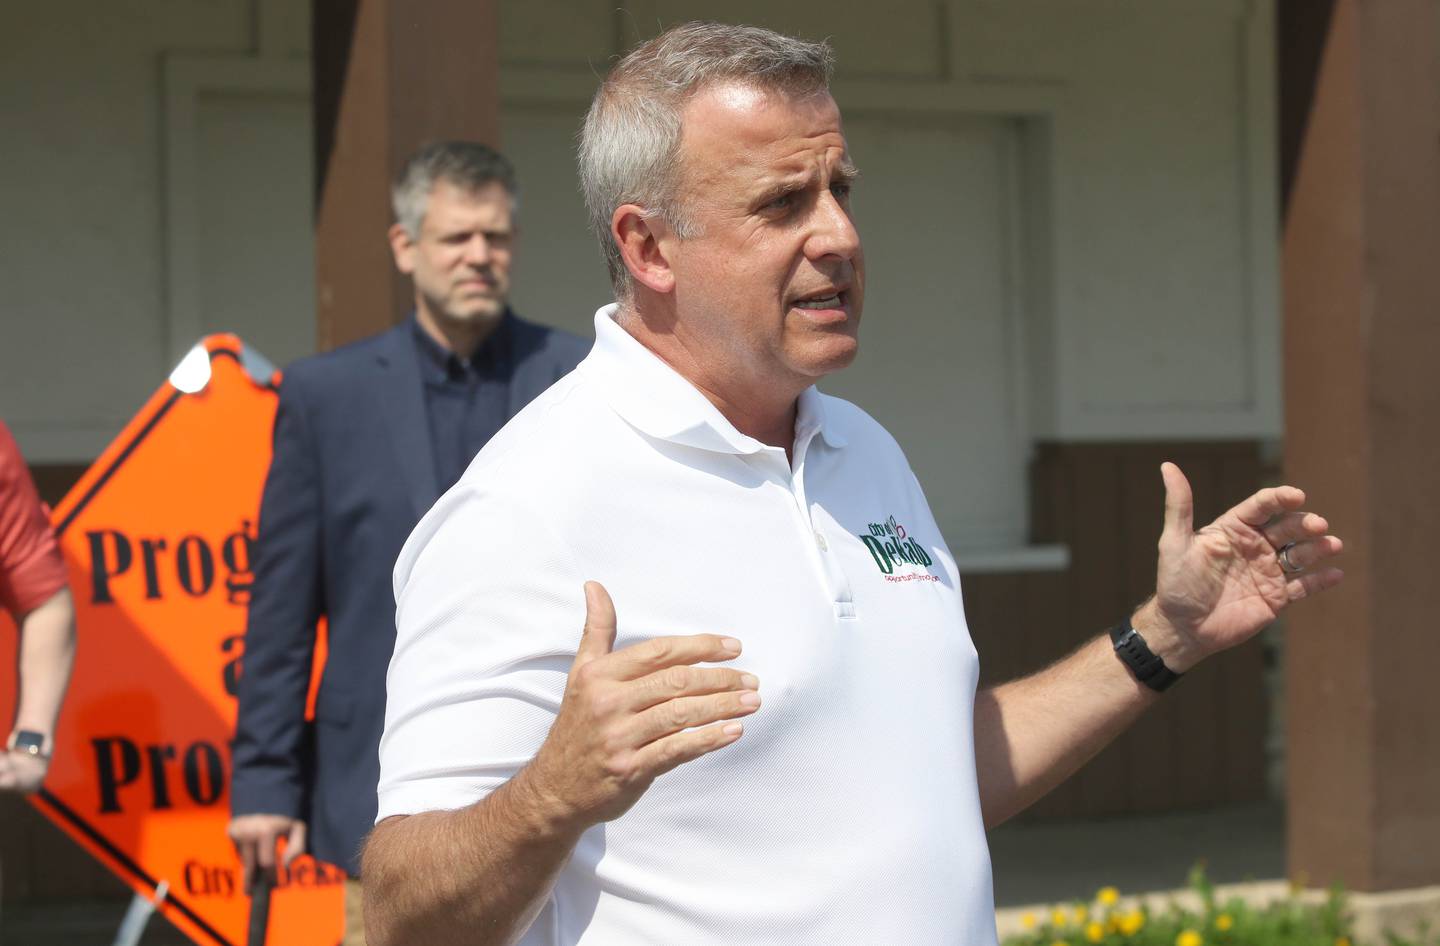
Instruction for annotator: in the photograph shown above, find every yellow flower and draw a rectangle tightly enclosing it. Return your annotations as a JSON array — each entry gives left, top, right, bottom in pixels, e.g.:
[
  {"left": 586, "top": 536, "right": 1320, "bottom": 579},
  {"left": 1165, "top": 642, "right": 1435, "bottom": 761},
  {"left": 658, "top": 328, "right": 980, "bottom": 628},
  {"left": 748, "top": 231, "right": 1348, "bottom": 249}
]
[
  {"left": 1021, "top": 913, "right": 1038, "bottom": 930},
  {"left": 1097, "top": 886, "right": 1121, "bottom": 907},
  {"left": 1074, "top": 906, "right": 1090, "bottom": 925},
  {"left": 1215, "top": 914, "right": 1234, "bottom": 932},
  {"left": 1120, "top": 910, "right": 1145, "bottom": 935},
  {"left": 1051, "top": 941, "right": 1070, "bottom": 946},
  {"left": 1053, "top": 909, "right": 1070, "bottom": 927},
  {"left": 1335, "top": 939, "right": 1352, "bottom": 946},
  {"left": 1177, "top": 931, "right": 1204, "bottom": 946},
  {"left": 1086, "top": 921, "right": 1105, "bottom": 942}
]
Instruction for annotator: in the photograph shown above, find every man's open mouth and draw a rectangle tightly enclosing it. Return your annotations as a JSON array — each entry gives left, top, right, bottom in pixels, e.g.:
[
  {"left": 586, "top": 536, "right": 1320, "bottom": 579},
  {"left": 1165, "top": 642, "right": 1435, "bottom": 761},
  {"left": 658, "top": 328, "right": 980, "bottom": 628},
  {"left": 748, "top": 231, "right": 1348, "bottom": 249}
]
[{"left": 792, "top": 291, "right": 845, "bottom": 310}]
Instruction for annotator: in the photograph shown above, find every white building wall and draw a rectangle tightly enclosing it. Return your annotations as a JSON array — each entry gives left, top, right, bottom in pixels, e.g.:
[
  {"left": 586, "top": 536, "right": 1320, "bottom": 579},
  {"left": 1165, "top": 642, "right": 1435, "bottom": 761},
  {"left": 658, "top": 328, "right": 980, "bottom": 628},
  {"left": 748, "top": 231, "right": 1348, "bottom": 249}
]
[
  {"left": 0, "top": 0, "right": 1278, "bottom": 555},
  {"left": 1, "top": 1, "right": 254, "bottom": 458}
]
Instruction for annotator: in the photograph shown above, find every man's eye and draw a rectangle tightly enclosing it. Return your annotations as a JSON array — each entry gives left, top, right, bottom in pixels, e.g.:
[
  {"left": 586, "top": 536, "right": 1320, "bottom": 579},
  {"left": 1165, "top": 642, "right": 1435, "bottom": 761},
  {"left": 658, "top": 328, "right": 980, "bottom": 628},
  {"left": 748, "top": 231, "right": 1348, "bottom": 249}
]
[
  {"left": 830, "top": 182, "right": 852, "bottom": 200},
  {"left": 765, "top": 193, "right": 795, "bottom": 211}
]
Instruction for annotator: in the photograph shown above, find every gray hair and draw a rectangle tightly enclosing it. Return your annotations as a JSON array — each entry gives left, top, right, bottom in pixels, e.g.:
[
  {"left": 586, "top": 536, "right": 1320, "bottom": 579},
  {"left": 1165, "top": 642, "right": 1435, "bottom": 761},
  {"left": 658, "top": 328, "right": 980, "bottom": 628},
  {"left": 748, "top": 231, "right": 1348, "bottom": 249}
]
[
  {"left": 578, "top": 22, "right": 835, "bottom": 296},
  {"left": 392, "top": 141, "right": 518, "bottom": 237}
]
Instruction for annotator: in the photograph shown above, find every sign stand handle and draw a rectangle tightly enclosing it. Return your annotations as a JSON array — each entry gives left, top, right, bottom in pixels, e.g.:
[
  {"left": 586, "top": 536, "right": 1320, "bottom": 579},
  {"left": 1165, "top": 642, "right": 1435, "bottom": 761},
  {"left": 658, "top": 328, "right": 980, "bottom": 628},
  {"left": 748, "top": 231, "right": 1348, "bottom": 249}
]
[
  {"left": 247, "top": 866, "right": 275, "bottom": 946},
  {"left": 110, "top": 880, "right": 168, "bottom": 946}
]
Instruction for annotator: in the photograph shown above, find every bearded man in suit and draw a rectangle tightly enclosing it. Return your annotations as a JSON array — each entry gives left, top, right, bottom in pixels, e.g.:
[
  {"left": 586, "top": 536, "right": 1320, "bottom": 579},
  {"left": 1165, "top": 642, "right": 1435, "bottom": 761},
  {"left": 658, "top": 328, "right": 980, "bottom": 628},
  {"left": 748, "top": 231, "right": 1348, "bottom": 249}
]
[{"left": 228, "top": 141, "right": 589, "bottom": 946}]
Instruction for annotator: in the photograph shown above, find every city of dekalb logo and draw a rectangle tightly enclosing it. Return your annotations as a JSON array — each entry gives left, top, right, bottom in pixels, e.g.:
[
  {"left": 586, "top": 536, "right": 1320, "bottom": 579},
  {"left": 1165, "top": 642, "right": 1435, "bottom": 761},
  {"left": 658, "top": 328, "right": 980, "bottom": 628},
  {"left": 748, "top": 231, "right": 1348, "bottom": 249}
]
[{"left": 858, "top": 515, "right": 939, "bottom": 582}]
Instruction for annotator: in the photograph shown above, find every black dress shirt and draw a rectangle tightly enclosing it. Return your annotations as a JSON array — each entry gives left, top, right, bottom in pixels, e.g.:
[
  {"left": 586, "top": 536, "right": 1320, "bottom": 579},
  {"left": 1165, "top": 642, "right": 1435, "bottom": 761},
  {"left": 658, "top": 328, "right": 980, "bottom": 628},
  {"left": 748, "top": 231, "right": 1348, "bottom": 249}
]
[{"left": 411, "top": 313, "right": 514, "bottom": 493}]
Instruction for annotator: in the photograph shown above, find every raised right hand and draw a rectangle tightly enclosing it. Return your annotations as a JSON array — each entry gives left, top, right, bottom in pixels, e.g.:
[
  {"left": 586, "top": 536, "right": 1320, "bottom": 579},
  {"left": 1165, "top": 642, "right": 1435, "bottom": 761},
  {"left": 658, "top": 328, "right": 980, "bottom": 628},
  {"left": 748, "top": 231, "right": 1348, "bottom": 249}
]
[
  {"left": 523, "top": 581, "right": 759, "bottom": 831},
  {"left": 227, "top": 812, "right": 307, "bottom": 890}
]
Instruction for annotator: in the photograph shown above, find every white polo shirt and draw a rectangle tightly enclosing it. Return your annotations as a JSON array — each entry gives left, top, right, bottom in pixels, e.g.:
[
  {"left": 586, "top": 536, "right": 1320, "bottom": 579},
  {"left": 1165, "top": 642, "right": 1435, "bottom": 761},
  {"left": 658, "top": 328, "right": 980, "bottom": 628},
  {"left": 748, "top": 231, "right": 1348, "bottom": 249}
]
[{"left": 381, "top": 305, "right": 998, "bottom": 945}]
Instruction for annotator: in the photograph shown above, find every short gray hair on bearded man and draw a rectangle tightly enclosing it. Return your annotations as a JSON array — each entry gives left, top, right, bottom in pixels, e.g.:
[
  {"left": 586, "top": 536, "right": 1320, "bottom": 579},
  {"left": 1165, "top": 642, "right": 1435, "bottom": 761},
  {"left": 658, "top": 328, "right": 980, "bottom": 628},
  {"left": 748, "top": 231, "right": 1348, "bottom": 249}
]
[
  {"left": 578, "top": 22, "right": 835, "bottom": 297},
  {"left": 392, "top": 141, "right": 518, "bottom": 238}
]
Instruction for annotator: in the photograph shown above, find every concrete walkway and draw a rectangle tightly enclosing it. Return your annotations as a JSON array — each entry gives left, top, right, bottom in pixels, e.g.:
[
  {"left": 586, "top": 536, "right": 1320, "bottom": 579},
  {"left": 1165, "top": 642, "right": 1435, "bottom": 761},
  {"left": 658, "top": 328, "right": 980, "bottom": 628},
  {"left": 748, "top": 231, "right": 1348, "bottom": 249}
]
[
  {"left": 989, "top": 800, "right": 1286, "bottom": 909},
  {"left": 990, "top": 801, "right": 1289, "bottom": 939}
]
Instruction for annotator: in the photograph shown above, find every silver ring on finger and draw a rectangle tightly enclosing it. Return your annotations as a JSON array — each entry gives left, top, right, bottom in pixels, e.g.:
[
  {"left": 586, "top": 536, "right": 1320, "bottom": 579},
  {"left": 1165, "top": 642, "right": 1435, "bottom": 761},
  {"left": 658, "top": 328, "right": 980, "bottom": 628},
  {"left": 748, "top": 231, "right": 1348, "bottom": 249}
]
[{"left": 1278, "top": 542, "right": 1303, "bottom": 574}]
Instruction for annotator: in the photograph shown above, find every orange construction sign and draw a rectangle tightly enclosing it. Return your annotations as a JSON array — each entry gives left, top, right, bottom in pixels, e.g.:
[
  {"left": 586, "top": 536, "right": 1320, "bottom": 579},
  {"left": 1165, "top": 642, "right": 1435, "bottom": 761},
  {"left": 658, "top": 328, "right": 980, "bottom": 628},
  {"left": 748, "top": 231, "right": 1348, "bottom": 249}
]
[{"left": 5, "top": 335, "right": 344, "bottom": 945}]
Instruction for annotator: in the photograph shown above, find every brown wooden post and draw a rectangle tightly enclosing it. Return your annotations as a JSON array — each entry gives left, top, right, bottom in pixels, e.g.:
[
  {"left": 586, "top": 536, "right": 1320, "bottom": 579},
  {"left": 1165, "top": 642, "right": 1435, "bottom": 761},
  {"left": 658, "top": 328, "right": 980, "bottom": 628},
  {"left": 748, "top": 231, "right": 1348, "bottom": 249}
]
[
  {"left": 1284, "top": 0, "right": 1440, "bottom": 893},
  {"left": 312, "top": 0, "right": 501, "bottom": 351}
]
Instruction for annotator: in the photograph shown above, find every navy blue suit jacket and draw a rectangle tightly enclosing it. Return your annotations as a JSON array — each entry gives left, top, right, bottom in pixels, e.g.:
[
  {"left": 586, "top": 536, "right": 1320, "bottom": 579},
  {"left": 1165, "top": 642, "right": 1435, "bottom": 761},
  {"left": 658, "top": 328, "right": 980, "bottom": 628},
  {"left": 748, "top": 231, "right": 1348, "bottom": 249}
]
[{"left": 230, "top": 315, "right": 589, "bottom": 875}]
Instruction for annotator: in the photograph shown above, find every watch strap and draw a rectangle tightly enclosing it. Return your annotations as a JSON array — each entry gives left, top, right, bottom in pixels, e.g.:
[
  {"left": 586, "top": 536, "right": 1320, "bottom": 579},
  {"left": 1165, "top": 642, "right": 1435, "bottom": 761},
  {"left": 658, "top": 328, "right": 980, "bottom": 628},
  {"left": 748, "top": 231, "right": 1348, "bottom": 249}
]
[
  {"left": 10, "top": 730, "right": 49, "bottom": 759},
  {"left": 1110, "top": 618, "right": 1182, "bottom": 692}
]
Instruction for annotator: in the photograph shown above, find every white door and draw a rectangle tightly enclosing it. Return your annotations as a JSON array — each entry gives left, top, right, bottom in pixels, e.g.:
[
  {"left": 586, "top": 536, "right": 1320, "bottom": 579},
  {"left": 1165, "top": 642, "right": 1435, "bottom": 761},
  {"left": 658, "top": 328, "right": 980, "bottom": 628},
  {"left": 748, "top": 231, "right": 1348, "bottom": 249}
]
[{"left": 186, "top": 88, "right": 315, "bottom": 371}]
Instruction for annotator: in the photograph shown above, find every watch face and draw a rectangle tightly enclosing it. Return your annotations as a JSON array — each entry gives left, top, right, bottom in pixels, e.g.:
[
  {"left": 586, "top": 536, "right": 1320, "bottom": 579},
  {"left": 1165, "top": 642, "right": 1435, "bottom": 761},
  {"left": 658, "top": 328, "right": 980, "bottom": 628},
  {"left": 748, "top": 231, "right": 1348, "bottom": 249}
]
[{"left": 13, "top": 731, "right": 45, "bottom": 755}]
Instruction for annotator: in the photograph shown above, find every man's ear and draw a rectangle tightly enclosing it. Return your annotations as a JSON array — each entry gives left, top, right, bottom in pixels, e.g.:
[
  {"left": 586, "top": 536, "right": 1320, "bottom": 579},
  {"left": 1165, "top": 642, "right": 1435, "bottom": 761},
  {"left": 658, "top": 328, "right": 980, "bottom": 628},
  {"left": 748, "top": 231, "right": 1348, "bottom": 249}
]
[
  {"left": 387, "top": 223, "right": 416, "bottom": 275},
  {"left": 613, "top": 205, "right": 676, "bottom": 294}
]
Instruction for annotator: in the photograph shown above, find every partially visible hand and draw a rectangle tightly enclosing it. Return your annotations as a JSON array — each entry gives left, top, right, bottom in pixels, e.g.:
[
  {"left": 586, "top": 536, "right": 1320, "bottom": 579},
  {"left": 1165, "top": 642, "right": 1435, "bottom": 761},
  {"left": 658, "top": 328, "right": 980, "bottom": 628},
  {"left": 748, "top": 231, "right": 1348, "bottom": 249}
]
[
  {"left": 521, "top": 581, "right": 760, "bottom": 833},
  {"left": 227, "top": 813, "right": 307, "bottom": 890},
  {"left": 0, "top": 749, "right": 49, "bottom": 793},
  {"left": 1138, "top": 462, "right": 1344, "bottom": 672}
]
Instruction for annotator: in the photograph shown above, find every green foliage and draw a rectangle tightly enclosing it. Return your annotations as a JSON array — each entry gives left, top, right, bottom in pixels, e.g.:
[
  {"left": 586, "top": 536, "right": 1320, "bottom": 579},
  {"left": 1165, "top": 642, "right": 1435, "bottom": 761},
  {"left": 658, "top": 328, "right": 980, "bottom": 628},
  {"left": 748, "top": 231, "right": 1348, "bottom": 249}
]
[{"left": 999, "top": 867, "right": 1439, "bottom": 946}]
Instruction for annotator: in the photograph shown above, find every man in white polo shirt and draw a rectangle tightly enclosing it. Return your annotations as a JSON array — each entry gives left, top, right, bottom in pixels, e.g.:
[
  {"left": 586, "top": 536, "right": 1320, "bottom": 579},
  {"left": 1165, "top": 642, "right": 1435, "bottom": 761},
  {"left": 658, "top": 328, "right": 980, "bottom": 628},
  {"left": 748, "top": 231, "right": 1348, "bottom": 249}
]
[{"left": 362, "top": 22, "right": 1344, "bottom": 946}]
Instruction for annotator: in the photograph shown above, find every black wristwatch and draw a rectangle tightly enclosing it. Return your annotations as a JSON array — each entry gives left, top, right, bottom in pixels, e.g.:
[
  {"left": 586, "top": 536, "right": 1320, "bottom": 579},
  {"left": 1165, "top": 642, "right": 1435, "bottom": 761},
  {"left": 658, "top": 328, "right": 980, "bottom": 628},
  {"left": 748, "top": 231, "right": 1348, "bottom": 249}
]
[
  {"left": 1110, "top": 617, "right": 1183, "bottom": 692},
  {"left": 11, "top": 730, "right": 49, "bottom": 759}
]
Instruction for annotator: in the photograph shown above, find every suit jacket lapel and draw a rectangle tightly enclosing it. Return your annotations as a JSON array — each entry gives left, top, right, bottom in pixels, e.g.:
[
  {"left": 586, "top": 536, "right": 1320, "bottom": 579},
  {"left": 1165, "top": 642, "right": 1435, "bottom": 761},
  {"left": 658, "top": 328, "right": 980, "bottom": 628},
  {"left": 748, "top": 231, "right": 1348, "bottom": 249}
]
[
  {"left": 375, "top": 324, "right": 439, "bottom": 520},
  {"left": 507, "top": 316, "right": 550, "bottom": 418}
]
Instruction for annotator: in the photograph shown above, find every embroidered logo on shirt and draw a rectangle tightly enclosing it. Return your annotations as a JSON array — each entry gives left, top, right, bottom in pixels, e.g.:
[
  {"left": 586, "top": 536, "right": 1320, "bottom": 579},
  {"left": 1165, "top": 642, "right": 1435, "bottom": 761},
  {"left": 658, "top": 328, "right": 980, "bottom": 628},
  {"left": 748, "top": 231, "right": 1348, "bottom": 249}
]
[{"left": 858, "top": 515, "right": 939, "bottom": 582}]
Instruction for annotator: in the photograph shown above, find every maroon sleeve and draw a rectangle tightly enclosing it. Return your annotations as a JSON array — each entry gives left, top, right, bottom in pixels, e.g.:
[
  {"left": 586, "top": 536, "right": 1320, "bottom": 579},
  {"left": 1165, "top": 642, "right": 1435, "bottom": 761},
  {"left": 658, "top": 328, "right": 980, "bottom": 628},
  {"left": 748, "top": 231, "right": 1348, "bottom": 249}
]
[{"left": 0, "top": 421, "right": 68, "bottom": 616}]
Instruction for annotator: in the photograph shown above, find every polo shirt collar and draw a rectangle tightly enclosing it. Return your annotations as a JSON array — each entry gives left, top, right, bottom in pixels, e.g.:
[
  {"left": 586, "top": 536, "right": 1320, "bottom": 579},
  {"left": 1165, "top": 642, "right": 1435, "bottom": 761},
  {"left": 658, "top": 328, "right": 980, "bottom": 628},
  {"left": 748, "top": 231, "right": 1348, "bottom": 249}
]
[{"left": 585, "top": 304, "right": 848, "bottom": 456}]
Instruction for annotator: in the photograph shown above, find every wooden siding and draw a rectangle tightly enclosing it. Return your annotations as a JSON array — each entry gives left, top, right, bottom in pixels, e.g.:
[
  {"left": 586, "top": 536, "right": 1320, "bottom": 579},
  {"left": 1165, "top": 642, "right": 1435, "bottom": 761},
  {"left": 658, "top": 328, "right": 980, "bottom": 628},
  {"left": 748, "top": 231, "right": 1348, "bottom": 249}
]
[{"left": 966, "top": 440, "right": 1271, "bottom": 821}]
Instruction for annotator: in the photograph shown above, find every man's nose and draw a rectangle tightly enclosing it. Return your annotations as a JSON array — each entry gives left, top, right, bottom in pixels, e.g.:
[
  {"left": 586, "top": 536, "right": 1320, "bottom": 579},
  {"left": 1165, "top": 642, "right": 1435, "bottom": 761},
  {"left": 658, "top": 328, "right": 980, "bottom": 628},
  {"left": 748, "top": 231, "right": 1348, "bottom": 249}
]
[
  {"left": 807, "top": 193, "right": 861, "bottom": 262},
  {"left": 463, "top": 234, "right": 492, "bottom": 266}
]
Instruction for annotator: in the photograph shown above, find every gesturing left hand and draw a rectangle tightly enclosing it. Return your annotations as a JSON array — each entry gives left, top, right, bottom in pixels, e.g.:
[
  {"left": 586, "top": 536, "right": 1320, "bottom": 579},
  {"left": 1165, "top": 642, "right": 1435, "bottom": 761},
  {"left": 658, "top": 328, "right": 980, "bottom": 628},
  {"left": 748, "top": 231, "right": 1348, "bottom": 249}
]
[{"left": 1135, "top": 462, "right": 1344, "bottom": 673}]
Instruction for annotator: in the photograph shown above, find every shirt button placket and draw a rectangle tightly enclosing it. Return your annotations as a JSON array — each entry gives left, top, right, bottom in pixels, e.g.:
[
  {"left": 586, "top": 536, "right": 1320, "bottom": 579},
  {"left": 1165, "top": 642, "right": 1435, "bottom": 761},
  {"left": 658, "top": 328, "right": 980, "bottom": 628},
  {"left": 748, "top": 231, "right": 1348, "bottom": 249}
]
[{"left": 795, "top": 491, "right": 855, "bottom": 622}]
